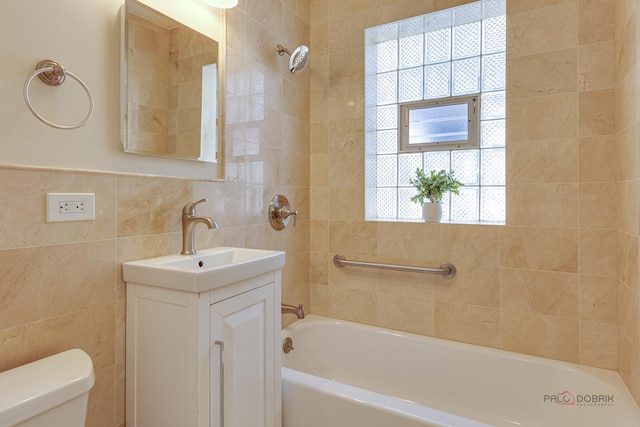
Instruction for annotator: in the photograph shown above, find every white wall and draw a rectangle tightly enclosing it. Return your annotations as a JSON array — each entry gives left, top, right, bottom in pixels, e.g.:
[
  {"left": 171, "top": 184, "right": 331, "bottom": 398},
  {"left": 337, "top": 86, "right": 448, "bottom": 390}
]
[{"left": 0, "top": 0, "right": 222, "bottom": 180}]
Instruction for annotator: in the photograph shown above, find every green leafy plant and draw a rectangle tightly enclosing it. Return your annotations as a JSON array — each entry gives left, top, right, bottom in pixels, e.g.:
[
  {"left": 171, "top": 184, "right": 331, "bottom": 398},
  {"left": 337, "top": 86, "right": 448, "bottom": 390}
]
[{"left": 409, "top": 168, "right": 463, "bottom": 205}]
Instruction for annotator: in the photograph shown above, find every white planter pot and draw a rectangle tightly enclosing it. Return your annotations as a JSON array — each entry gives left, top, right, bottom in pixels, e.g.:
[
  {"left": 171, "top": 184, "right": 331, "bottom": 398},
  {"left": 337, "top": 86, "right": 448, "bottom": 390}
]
[{"left": 422, "top": 202, "right": 443, "bottom": 222}]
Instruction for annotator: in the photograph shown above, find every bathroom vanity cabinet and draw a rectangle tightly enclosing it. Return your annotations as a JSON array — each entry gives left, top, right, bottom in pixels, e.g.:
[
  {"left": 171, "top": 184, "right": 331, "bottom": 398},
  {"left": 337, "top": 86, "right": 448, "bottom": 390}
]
[{"left": 125, "top": 267, "right": 282, "bottom": 427}]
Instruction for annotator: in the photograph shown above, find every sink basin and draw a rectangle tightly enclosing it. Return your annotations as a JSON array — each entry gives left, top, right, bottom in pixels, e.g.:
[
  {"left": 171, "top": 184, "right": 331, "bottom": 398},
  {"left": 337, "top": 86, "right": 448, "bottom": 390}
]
[{"left": 123, "top": 247, "right": 285, "bottom": 292}]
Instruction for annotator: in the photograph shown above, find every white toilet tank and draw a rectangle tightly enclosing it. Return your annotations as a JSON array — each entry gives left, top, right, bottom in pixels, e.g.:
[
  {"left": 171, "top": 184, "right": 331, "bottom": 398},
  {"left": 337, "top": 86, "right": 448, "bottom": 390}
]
[{"left": 0, "top": 349, "right": 95, "bottom": 427}]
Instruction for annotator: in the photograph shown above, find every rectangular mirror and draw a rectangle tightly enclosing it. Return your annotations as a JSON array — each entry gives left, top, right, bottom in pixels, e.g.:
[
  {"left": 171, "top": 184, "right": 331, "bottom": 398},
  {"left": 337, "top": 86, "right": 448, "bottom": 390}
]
[{"left": 121, "top": 0, "right": 223, "bottom": 164}]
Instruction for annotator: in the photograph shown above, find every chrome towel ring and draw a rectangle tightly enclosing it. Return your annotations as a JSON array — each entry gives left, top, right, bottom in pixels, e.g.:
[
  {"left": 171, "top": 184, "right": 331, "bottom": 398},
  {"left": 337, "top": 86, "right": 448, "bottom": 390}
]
[{"left": 23, "top": 60, "right": 94, "bottom": 130}]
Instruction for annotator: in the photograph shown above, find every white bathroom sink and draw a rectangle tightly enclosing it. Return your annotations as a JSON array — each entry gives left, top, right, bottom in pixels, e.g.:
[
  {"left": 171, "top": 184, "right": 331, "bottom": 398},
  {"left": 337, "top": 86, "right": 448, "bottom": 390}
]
[{"left": 123, "top": 247, "right": 285, "bottom": 292}]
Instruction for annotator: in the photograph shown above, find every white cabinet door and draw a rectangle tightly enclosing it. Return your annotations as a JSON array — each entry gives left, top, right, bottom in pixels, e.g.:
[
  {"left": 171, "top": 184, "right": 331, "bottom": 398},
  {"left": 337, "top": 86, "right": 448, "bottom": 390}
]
[{"left": 210, "top": 284, "right": 275, "bottom": 427}]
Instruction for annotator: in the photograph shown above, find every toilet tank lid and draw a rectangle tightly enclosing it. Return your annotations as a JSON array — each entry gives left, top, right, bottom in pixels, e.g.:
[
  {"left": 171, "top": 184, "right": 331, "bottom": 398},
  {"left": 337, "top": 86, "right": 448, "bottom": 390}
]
[{"left": 0, "top": 349, "right": 95, "bottom": 425}]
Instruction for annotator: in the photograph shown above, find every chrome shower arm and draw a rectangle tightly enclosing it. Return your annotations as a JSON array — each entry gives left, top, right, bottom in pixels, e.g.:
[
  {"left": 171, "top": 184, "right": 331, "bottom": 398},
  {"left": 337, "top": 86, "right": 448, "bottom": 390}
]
[{"left": 276, "top": 44, "right": 291, "bottom": 56}]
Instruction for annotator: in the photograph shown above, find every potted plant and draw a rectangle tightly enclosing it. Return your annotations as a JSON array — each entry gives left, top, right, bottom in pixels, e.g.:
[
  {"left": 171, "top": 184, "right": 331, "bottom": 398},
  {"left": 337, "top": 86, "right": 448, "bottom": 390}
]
[{"left": 409, "top": 168, "right": 463, "bottom": 222}]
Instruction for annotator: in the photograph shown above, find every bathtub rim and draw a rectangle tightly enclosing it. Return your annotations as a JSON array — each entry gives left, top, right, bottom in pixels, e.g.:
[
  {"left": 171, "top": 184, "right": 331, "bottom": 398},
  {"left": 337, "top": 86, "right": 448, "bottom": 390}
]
[
  {"left": 282, "top": 314, "right": 630, "bottom": 386},
  {"left": 282, "top": 315, "right": 640, "bottom": 426},
  {"left": 282, "top": 366, "right": 493, "bottom": 427}
]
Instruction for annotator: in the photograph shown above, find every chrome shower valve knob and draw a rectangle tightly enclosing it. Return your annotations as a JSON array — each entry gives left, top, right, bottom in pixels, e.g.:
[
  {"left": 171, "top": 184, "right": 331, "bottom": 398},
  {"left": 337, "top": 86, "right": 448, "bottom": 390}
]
[
  {"left": 277, "top": 206, "right": 298, "bottom": 226},
  {"left": 269, "top": 195, "right": 298, "bottom": 230}
]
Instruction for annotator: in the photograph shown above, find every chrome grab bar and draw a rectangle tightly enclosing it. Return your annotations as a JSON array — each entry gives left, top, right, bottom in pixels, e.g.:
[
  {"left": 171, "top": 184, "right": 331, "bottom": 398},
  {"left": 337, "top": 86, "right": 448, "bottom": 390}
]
[
  {"left": 214, "top": 340, "right": 225, "bottom": 427},
  {"left": 333, "top": 254, "right": 456, "bottom": 279}
]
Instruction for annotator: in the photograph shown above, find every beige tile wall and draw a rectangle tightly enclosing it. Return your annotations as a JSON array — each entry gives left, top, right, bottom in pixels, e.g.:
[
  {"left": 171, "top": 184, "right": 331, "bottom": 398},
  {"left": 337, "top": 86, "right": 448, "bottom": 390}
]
[
  {"left": 127, "top": 14, "right": 171, "bottom": 156},
  {"left": 615, "top": 0, "right": 640, "bottom": 405},
  {"left": 0, "top": 1, "right": 310, "bottom": 426},
  {"left": 3, "top": 0, "right": 639, "bottom": 424},
  {"left": 168, "top": 25, "right": 219, "bottom": 158},
  {"left": 309, "top": 0, "right": 619, "bottom": 373},
  {"left": 127, "top": 15, "right": 220, "bottom": 160}
]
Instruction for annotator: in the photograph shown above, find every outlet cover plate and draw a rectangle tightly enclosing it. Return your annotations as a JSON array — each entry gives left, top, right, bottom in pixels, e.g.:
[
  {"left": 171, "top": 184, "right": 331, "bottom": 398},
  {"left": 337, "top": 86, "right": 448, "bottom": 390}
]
[{"left": 46, "top": 193, "right": 95, "bottom": 222}]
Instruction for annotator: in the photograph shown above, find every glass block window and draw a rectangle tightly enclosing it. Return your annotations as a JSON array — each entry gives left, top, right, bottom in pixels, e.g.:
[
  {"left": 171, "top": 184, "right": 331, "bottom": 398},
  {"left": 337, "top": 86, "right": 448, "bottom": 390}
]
[{"left": 364, "top": 0, "right": 506, "bottom": 223}]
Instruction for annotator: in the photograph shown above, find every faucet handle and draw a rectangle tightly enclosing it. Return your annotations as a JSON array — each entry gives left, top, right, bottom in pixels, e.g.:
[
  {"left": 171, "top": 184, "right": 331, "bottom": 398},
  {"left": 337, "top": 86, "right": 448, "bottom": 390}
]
[
  {"left": 182, "top": 198, "right": 208, "bottom": 216},
  {"left": 269, "top": 195, "right": 299, "bottom": 230},
  {"left": 279, "top": 207, "right": 298, "bottom": 227}
]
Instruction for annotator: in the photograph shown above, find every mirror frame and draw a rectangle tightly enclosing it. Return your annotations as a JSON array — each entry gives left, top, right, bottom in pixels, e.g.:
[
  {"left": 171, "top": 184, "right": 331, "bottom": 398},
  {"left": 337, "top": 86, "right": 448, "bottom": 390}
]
[{"left": 120, "top": 0, "right": 225, "bottom": 171}]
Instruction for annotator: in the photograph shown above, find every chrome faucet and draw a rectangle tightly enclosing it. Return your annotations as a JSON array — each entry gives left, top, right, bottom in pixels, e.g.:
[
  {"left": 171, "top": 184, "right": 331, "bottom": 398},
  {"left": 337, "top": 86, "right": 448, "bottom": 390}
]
[
  {"left": 281, "top": 303, "right": 304, "bottom": 319},
  {"left": 181, "top": 198, "right": 219, "bottom": 255}
]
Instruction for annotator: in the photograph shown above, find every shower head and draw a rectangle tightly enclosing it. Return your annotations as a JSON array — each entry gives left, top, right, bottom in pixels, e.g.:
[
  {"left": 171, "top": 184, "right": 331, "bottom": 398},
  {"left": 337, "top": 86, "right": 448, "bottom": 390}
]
[{"left": 277, "top": 44, "right": 310, "bottom": 74}]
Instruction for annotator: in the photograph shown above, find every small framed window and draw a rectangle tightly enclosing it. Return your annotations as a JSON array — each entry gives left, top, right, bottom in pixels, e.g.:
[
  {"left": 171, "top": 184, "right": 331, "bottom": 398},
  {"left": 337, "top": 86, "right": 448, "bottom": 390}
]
[{"left": 399, "top": 95, "right": 479, "bottom": 153}]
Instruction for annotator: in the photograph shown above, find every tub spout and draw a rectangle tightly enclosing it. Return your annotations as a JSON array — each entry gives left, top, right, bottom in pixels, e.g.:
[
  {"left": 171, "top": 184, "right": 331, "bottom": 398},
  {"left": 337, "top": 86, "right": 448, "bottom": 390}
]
[{"left": 282, "top": 303, "right": 304, "bottom": 319}]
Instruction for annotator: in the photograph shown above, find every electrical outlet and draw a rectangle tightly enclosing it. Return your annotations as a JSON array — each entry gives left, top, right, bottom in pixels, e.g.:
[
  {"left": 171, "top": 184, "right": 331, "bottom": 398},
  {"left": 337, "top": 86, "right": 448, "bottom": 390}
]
[{"left": 46, "top": 193, "right": 95, "bottom": 222}]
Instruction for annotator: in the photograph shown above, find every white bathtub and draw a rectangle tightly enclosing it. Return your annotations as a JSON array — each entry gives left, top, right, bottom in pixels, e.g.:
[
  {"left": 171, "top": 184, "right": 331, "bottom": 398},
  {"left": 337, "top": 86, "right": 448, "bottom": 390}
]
[{"left": 282, "top": 315, "right": 640, "bottom": 427}]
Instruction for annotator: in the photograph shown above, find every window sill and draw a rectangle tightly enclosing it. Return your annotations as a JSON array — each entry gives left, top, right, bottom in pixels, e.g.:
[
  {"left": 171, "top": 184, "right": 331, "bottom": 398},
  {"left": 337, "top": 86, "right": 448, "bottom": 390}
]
[{"left": 368, "top": 217, "right": 506, "bottom": 226}]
